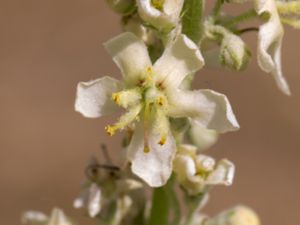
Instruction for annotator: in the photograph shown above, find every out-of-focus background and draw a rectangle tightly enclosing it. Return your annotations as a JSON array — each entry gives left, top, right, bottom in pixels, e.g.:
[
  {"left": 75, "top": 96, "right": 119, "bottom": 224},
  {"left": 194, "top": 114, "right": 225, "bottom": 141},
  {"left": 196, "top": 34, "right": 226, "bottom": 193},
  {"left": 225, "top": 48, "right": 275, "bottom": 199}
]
[{"left": 0, "top": 1, "right": 299, "bottom": 224}]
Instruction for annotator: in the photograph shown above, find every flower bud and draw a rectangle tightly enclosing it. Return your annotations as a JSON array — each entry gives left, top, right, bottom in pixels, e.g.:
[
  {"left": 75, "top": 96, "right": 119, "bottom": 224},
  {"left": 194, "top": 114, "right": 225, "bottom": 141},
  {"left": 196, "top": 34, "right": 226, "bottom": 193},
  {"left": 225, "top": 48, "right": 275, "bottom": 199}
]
[
  {"left": 106, "top": 0, "right": 136, "bottom": 15},
  {"left": 219, "top": 33, "right": 251, "bottom": 71},
  {"left": 123, "top": 16, "right": 156, "bottom": 45},
  {"left": 206, "top": 205, "right": 260, "bottom": 225}
]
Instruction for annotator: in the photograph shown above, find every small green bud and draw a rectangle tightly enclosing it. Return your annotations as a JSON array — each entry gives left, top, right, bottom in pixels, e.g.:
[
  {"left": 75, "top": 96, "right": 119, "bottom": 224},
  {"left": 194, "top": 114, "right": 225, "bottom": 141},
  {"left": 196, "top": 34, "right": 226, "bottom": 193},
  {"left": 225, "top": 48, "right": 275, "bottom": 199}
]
[
  {"left": 219, "top": 33, "right": 251, "bottom": 71},
  {"left": 106, "top": 0, "right": 136, "bottom": 15}
]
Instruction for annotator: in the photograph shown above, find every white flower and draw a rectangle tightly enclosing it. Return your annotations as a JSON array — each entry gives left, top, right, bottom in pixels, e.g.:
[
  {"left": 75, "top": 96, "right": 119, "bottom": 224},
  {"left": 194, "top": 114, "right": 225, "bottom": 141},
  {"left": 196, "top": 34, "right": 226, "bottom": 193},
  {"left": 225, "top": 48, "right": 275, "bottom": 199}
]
[
  {"left": 73, "top": 157, "right": 143, "bottom": 218},
  {"left": 205, "top": 205, "right": 260, "bottom": 225},
  {"left": 22, "top": 208, "right": 74, "bottom": 225},
  {"left": 75, "top": 32, "right": 239, "bottom": 187},
  {"left": 136, "top": 0, "right": 184, "bottom": 31},
  {"left": 74, "top": 183, "right": 102, "bottom": 218},
  {"left": 255, "top": 0, "right": 291, "bottom": 95},
  {"left": 173, "top": 145, "right": 235, "bottom": 195}
]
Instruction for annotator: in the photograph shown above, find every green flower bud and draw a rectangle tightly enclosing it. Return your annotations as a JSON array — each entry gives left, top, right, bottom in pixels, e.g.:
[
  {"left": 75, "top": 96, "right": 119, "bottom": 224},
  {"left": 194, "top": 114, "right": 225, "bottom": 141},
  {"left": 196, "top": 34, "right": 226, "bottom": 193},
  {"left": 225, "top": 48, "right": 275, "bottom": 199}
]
[{"left": 219, "top": 33, "right": 251, "bottom": 71}]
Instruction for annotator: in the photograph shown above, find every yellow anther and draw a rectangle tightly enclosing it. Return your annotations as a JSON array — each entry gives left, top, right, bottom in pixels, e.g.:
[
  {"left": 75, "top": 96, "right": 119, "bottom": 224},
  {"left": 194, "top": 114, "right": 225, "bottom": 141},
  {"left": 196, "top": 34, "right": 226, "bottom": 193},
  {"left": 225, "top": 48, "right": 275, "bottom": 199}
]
[
  {"left": 157, "top": 96, "right": 164, "bottom": 106},
  {"left": 146, "top": 66, "right": 153, "bottom": 74},
  {"left": 158, "top": 134, "right": 166, "bottom": 146},
  {"left": 112, "top": 93, "right": 120, "bottom": 105},
  {"left": 151, "top": 0, "right": 165, "bottom": 11},
  {"left": 105, "top": 125, "right": 116, "bottom": 136},
  {"left": 144, "top": 145, "right": 150, "bottom": 153}
]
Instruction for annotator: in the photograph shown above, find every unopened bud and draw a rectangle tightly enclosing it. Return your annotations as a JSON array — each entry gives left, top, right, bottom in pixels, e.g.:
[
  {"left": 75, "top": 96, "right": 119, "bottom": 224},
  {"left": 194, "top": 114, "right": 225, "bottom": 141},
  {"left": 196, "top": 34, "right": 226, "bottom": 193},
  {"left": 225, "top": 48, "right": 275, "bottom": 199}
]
[
  {"left": 206, "top": 205, "right": 260, "bottom": 225},
  {"left": 219, "top": 33, "right": 251, "bottom": 71}
]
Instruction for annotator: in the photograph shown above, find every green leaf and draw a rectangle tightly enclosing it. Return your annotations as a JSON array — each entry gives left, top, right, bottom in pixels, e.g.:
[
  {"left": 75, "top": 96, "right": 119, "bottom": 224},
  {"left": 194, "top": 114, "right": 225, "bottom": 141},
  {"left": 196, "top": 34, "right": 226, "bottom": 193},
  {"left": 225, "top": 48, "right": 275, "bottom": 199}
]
[{"left": 182, "top": 0, "right": 204, "bottom": 44}]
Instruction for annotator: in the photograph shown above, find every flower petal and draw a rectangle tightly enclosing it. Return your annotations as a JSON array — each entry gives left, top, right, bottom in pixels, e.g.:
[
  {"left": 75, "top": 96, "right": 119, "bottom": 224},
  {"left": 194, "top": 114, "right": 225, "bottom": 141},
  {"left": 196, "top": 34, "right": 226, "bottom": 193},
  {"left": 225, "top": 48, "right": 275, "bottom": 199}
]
[
  {"left": 127, "top": 122, "right": 176, "bottom": 187},
  {"left": 168, "top": 89, "right": 239, "bottom": 133},
  {"left": 137, "top": 0, "right": 184, "bottom": 31},
  {"left": 189, "top": 120, "right": 219, "bottom": 151},
  {"left": 173, "top": 154, "right": 196, "bottom": 182},
  {"left": 75, "top": 76, "right": 123, "bottom": 118},
  {"left": 22, "top": 211, "right": 48, "bottom": 225},
  {"left": 48, "top": 208, "right": 73, "bottom": 225},
  {"left": 104, "top": 32, "right": 152, "bottom": 85},
  {"left": 255, "top": 0, "right": 291, "bottom": 95},
  {"left": 88, "top": 184, "right": 102, "bottom": 218},
  {"left": 154, "top": 34, "right": 204, "bottom": 89},
  {"left": 206, "top": 159, "right": 235, "bottom": 186}
]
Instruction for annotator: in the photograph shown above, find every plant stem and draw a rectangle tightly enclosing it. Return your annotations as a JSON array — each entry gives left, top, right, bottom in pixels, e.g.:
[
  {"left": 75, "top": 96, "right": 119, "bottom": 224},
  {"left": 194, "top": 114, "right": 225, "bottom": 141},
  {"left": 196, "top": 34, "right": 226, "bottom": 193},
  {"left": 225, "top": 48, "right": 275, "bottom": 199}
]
[
  {"left": 212, "top": 0, "right": 224, "bottom": 19},
  {"left": 222, "top": 9, "right": 258, "bottom": 28}
]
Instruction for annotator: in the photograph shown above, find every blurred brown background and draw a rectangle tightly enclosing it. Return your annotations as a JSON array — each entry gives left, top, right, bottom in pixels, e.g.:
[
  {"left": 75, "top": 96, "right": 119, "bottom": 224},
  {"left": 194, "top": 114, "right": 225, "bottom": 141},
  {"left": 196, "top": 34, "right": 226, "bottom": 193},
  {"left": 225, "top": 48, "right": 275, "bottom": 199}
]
[{"left": 0, "top": 1, "right": 299, "bottom": 224}]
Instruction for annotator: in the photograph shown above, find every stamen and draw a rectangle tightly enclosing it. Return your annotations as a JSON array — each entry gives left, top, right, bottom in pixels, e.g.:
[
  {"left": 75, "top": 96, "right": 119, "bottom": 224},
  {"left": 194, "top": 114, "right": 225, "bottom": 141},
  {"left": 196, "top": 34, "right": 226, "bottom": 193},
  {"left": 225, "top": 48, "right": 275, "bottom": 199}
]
[
  {"left": 112, "top": 89, "right": 142, "bottom": 109},
  {"left": 105, "top": 125, "right": 116, "bottom": 136},
  {"left": 146, "top": 66, "right": 153, "bottom": 74},
  {"left": 144, "top": 145, "right": 150, "bottom": 153},
  {"left": 112, "top": 93, "right": 121, "bottom": 105},
  {"left": 151, "top": 0, "right": 165, "bottom": 11},
  {"left": 157, "top": 96, "right": 164, "bottom": 106},
  {"left": 105, "top": 104, "right": 142, "bottom": 136},
  {"left": 158, "top": 134, "right": 166, "bottom": 146}
]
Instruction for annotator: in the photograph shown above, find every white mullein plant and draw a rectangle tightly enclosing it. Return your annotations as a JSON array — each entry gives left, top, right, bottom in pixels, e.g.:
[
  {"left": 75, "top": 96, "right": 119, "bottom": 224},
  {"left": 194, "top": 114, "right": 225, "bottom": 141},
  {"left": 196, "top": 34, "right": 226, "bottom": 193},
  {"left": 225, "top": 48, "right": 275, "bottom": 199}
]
[{"left": 23, "top": 0, "right": 299, "bottom": 224}]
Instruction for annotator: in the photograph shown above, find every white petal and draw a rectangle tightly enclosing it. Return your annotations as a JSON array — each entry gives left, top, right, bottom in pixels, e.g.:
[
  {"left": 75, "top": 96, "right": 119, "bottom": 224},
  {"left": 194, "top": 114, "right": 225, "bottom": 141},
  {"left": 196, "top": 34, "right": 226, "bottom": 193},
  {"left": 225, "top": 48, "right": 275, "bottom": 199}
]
[
  {"left": 195, "top": 154, "right": 216, "bottom": 172},
  {"left": 22, "top": 211, "right": 48, "bottom": 225},
  {"left": 88, "top": 184, "right": 102, "bottom": 218},
  {"left": 173, "top": 154, "right": 205, "bottom": 195},
  {"left": 75, "top": 76, "right": 123, "bottom": 118},
  {"left": 104, "top": 32, "right": 152, "bottom": 85},
  {"left": 208, "top": 205, "right": 260, "bottom": 225},
  {"left": 73, "top": 196, "right": 85, "bottom": 209},
  {"left": 123, "top": 179, "right": 144, "bottom": 190},
  {"left": 113, "top": 195, "right": 133, "bottom": 225},
  {"left": 48, "top": 208, "right": 73, "bottom": 225},
  {"left": 206, "top": 159, "right": 235, "bottom": 186},
  {"left": 189, "top": 120, "right": 219, "bottom": 151},
  {"left": 154, "top": 34, "right": 204, "bottom": 89},
  {"left": 256, "top": 0, "right": 291, "bottom": 95},
  {"left": 137, "top": 0, "right": 184, "bottom": 31},
  {"left": 127, "top": 122, "right": 176, "bottom": 187},
  {"left": 168, "top": 89, "right": 239, "bottom": 133},
  {"left": 173, "top": 154, "right": 197, "bottom": 181}
]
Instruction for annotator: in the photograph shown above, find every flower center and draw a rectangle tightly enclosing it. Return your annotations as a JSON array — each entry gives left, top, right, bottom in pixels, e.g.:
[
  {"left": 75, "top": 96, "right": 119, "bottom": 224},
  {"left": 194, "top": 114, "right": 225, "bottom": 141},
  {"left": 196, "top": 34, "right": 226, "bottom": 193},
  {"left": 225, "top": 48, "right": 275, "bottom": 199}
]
[{"left": 106, "top": 67, "right": 170, "bottom": 152}]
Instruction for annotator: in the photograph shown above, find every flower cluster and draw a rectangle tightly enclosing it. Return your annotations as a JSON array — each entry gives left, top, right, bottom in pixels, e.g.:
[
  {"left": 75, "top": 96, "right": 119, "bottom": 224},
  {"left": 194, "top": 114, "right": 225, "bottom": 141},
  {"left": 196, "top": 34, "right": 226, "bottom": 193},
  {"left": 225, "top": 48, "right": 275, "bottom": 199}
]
[{"left": 24, "top": 0, "right": 298, "bottom": 224}]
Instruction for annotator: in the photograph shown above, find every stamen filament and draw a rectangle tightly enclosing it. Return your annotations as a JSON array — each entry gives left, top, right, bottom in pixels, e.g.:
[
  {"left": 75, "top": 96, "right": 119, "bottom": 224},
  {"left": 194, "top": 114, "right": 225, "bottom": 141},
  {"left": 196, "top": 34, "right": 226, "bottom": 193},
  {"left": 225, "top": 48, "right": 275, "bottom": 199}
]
[{"left": 105, "top": 104, "right": 142, "bottom": 136}]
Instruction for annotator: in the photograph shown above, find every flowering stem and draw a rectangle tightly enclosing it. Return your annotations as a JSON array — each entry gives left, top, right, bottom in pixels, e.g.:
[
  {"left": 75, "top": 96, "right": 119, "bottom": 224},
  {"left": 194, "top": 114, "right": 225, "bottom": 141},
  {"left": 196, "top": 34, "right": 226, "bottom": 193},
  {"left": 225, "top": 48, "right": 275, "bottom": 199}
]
[
  {"left": 212, "top": 0, "right": 224, "bottom": 19},
  {"left": 148, "top": 187, "right": 169, "bottom": 225},
  {"left": 222, "top": 9, "right": 258, "bottom": 28}
]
